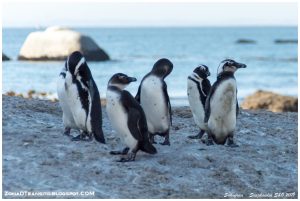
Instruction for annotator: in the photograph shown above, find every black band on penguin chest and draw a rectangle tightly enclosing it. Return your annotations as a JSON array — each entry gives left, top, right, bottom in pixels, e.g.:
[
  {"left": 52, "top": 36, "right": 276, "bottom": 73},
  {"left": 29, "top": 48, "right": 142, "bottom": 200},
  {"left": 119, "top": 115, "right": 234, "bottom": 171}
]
[
  {"left": 188, "top": 76, "right": 206, "bottom": 106},
  {"left": 108, "top": 85, "right": 121, "bottom": 93}
]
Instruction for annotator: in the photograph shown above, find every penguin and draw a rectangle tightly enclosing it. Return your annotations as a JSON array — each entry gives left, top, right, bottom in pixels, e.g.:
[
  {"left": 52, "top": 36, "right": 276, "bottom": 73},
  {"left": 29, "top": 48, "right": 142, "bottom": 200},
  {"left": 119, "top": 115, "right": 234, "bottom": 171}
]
[
  {"left": 135, "top": 58, "right": 173, "bottom": 145},
  {"left": 57, "top": 61, "right": 77, "bottom": 135},
  {"left": 58, "top": 51, "right": 105, "bottom": 144},
  {"left": 204, "top": 59, "right": 246, "bottom": 147},
  {"left": 106, "top": 73, "right": 157, "bottom": 162},
  {"left": 187, "top": 65, "right": 211, "bottom": 139}
]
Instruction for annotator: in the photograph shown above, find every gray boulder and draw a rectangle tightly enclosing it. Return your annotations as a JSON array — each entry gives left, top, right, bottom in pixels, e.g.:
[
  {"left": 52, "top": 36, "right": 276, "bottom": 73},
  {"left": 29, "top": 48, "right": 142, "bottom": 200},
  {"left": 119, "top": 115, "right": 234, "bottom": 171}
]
[
  {"left": 274, "top": 39, "right": 297, "bottom": 44},
  {"left": 2, "top": 53, "right": 10, "bottom": 61},
  {"left": 18, "top": 26, "right": 109, "bottom": 61},
  {"left": 236, "top": 39, "right": 256, "bottom": 44}
]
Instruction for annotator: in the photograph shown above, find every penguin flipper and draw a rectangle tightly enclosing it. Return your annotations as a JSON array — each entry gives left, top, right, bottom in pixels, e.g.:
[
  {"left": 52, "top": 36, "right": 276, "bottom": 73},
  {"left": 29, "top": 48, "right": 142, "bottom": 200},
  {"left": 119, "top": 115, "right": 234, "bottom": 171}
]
[
  {"left": 127, "top": 108, "right": 144, "bottom": 141},
  {"left": 204, "top": 78, "right": 220, "bottom": 123},
  {"left": 163, "top": 82, "right": 172, "bottom": 126},
  {"left": 204, "top": 93, "right": 210, "bottom": 123},
  {"left": 204, "top": 90, "right": 213, "bottom": 123},
  {"left": 236, "top": 99, "right": 239, "bottom": 118},
  {"left": 202, "top": 79, "right": 211, "bottom": 97},
  {"left": 135, "top": 84, "right": 141, "bottom": 103},
  {"left": 126, "top": 107, "right": 157, "bottom": 154},
  {"left": 89, "top": 79, "right": 106, "bottom": 144},
  {"left": 236, "top": 88, "right": 239, "bottom": 118},
  {"left": 140, "top": 140, "right": 157, "bottom": 154},
  {"left": 121, "top": 91, "right": 146, "bottom": 141}
]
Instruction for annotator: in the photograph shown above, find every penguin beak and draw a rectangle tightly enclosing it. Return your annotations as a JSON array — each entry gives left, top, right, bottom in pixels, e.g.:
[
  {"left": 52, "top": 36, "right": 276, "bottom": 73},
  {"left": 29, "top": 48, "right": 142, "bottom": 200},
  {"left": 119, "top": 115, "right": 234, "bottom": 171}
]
[
  {"left": 236, "top": 62, "right": 247, "bottom": 68},
  {"left": 207, "top": 71, "right": 211, "bottom": 76},
  {"left": 127, "top": 77, "right": 137, "bottom": 83}
]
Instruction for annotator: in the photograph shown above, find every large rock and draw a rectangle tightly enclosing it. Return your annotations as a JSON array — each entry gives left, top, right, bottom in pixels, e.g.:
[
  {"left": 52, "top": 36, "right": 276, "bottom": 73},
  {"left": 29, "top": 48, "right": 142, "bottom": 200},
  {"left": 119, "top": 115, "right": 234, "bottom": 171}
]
[
  {"left": 2, "top": 53, "right": 10, "bottom": 61},
  {"left": 236, "top": 39, "right": 256, "bottom": 44},
  {"left": 241, "top": 90, "right": 298, "bottom": 112},
  {"left": 18, "top": 26, "right": 109, "bottom": 61},
  {"left": 274, "top": 39, "right": 297, "bottom": 44}
]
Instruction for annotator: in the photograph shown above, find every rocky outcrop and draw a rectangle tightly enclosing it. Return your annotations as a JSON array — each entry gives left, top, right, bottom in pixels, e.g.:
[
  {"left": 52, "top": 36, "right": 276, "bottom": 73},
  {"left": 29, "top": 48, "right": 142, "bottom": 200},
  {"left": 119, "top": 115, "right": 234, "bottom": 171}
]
[
  {"left": 18, "top": 26, "right": 109, "bottom": 61},
  {"left": 241, "top": 90, "right": 298, "bottom": 112},
  {"left": 236, "top": 39, "right": 256, "bottom": 44},
  {"left": 2, "top": 53, "right": 10, "bottom": 61},
  {"left": 274, "top": 39, "right": 297, "bottom": 44}
]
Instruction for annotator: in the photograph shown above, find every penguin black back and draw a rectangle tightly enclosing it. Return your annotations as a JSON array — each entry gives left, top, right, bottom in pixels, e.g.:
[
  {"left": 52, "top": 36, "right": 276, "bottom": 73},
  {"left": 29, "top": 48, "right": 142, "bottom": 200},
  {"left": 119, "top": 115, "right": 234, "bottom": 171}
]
[
  {"left": 89, "top": 77, "right": 106, "bottom": 144},
  {"left": 66, "top": 51, "right": 105, "bottom": 143},
  {"left": 120, "top": 90, "right": 157, "bottom": 154}
]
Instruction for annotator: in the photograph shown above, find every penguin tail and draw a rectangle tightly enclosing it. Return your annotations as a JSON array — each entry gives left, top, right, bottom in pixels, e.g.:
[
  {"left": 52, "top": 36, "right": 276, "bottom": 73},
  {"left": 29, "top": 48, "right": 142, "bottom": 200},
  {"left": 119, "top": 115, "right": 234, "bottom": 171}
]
[
  {"left": 141, "top": 140, "right": 157, "bottom": 154},
  {"left": 93, "top": 129, "right": 106, "bottom": 144}
]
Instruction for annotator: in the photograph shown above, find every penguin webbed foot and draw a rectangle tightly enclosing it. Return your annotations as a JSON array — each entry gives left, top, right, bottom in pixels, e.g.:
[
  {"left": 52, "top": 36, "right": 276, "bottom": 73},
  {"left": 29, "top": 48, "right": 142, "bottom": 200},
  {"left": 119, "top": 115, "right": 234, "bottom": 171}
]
[
  {"left": 204, "top": 131, "right": 214, "bottom": 146},
  {"left": 63, "top": 127, "right": 71, "bottom": 136},
  {"left": 117, "top": 152, "right": 136, "bottom": 162},
  {"left": 226, "top": 136, "right": 239, "bottom": 148},
  {"left": 71, "top": 132, "right": 92, "bottom": 142},
  {"left": 160, "top": 139, "right": 170, "bottom": 146},
  {"left": 160, "top": 134, "right": 170, "bottom": 146},
  {"left": 188, "top": 133, "right": 201, "bottom": 139},
  {"left": 110, "top": 147, "right": 130, "bottom": 155},
  {"left": 227, "top": 143, "right": 239, "bottom": 148},
  {"left": 188, "top": 130, "right": 205, "bottom": 139},
  {"left": 205, "top": 136, "right": 214, "bottom": 146},
  {"left": 206, "top": 140, "right": 214, "bottom": 146},
  {"left": 149, "top": 134, "right": 157, "bottom": 144}
]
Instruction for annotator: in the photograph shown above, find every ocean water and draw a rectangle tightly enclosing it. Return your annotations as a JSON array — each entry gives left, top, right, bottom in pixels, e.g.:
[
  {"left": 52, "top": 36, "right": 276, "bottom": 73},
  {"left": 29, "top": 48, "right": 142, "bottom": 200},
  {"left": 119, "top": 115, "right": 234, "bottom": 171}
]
[{"left": 2, "top": 27, "right": 298, "bottom": 106}]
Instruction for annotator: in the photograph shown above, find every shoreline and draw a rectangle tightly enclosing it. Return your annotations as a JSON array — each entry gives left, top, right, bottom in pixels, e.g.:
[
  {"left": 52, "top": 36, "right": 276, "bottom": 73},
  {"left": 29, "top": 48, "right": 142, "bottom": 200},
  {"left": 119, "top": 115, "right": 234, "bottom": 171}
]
[
  {"left": 2, "top": 95, "right": 298, "bottom": 198},
  {"left": 3, "top": 90, "right": 298, "bottom": 111}
]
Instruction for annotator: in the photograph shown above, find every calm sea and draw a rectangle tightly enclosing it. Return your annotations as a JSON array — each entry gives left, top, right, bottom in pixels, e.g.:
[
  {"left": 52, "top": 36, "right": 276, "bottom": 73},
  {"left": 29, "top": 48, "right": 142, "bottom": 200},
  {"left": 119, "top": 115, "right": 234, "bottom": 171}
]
[{"left": 2, "top": 27, "right": 298, "bottom": 106}]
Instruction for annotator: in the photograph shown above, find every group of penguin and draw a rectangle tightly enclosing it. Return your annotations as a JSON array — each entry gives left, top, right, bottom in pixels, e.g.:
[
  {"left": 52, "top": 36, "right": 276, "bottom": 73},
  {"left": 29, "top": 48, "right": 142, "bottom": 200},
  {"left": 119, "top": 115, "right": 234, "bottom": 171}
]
[{"left": 57, "top": 51, "right": 246, "bottom": 162}]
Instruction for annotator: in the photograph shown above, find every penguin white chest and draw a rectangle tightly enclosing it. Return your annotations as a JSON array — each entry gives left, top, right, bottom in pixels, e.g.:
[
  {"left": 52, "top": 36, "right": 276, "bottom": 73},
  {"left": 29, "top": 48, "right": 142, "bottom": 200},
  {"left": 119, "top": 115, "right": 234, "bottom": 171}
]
[
  {"left": 106, "top": 90, "right": 138, "bottom": 149},
  {"left": 209, "top": 79, "right": 237, "bottom": 136},
  {"left": 57, "top": 75, "right": 77, "bottom": 129},
  {"left": 64, "top": 73, "right": 89, "bottom": 130},
  {"left": 187, "top": 79, "right": 206, "bottom": 129},
  {"left": 140, "top": 76, "right": 169, "bottom": 133}
]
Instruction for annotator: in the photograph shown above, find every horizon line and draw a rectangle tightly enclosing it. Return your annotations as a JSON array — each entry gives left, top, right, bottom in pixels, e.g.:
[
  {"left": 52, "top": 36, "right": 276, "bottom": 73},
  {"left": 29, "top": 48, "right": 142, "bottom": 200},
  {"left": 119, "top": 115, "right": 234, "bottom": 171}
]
[{"left": 3, "top": 25, "right": 298, "bottom": 29}]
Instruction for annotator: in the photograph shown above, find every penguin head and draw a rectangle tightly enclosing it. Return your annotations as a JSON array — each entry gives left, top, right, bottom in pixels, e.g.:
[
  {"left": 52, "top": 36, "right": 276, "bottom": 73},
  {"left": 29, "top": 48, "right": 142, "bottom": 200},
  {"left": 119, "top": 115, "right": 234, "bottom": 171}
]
[
  {"left": 66, "top": 51, "right": 89, "bottom": 77},
  {"left": 192, "top": 64, "right": 211, "bottom": 79},
  {"left": 108, "top": 73, "right": 137, "bottom": 90},
  {"left": 66, "top": 51, "right": 92, "bottom": 89},
  {"left": 219, "top": 59, "right": 247, "bottom": 73},
  {"left": 151, "top": 58, "right": 173, "bottom": 79}
]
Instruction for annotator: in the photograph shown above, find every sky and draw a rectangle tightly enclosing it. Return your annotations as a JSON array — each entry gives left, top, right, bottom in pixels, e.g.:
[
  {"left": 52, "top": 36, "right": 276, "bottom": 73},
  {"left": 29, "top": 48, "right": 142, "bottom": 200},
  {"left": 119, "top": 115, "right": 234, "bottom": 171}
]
[{"left": 2, "top": 1, "right": 298, "bottom": 27}]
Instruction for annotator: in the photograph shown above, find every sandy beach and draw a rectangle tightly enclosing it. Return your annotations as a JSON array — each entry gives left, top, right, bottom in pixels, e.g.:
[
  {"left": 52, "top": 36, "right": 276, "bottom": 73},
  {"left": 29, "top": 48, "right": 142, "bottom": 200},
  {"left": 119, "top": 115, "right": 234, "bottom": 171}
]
[{"left": 2, "top": 95, "right": 298, "bottom": 199}]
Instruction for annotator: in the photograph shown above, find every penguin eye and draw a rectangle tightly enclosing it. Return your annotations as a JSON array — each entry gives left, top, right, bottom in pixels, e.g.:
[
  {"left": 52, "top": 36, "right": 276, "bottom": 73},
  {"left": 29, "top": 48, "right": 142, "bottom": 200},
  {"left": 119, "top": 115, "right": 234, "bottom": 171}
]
[
  {"left": 118, "top": 75, "right": 125, "bottom": 79},
  {"left": 226, "top": 62, "right": 234, "bottom": 67}
]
